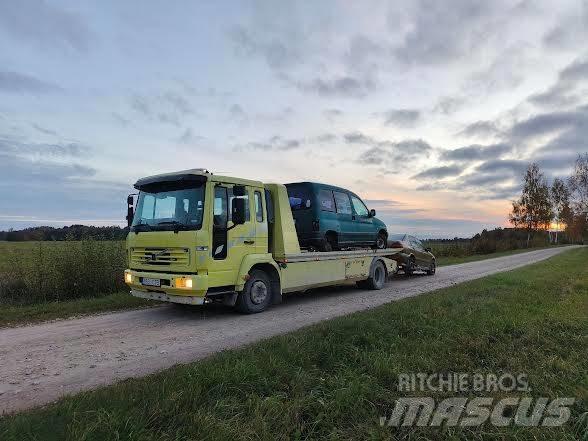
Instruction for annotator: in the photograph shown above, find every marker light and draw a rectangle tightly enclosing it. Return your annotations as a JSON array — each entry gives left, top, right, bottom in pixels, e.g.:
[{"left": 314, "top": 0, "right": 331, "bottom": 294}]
[{"left": 125, "top": 273, "right": 133, "bottom": 284}]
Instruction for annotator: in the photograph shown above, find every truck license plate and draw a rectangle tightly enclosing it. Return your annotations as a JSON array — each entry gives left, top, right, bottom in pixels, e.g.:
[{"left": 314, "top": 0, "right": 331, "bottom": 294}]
[{"left": 142, "top": 277, "right": 161, "bottom": 287}]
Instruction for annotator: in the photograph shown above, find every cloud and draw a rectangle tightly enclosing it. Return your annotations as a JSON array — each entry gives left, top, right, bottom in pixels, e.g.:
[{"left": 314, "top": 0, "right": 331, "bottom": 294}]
[
  {"left": 433, "top": 96, "right": 466, "bottom": 115},
  {"left": 376, "top": 109, "right": 421, "bottom": 127},
  {"left": 353, "top": 134, "right": 433, "bottom": 170},
  {"left": 475, "top": 159, "right": 527, "bottom": 175},
  {"left": 0, "top": 136, "right": 90, "bottom": 158},
  {"left": 0, "top": 71, "right": 61, "bottom": 94},
  {"left": 324, "top": 108, "right": 344, "bottom": 121},
  {"left": 509, "top": 107, "right": 587, "bottom": 140},
  {"left": 284, "top": 73, "right": 377, "bottom": 99},
  {"left": 412, "top": 165, "right": 463, "bottom": 180},
  {"left": 176, "top": 128, "right": 205, "bottom": 145},
  {"left": 0, "top": 0, "right": 92, "bottom": 53},
  {"left": 234, "top": 135, "right": 302, "bottom": 151},
  {"left": 228, "top": 24, "right": 301, "bottom": 70},
  {"left": 392, "top": 0, "right": 498, "bottom": 64},
  {"left": 129, "top": 91, "right": 197, "bottom": 127},
  {"left": 458, "top": 121, "right": 503, "bottom": 139},
  {"left": 440, "top": 143, "right": 511, "bottom": 162},
  {"left": 528, "top": 55, "right": 588, "bottom": 108},
  {"left": 228, "top": 104, "right": 248, "bottom": 125},
  {"left": 542, "top": 3, "right": 588, "bottom": 50},
  {"left": 31, "top": 124, "right": 58, "bottom": 136}
]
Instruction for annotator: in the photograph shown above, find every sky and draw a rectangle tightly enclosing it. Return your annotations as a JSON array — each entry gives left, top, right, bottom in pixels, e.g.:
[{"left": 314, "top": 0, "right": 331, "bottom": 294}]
[{"left": 0, "top": 0, "right": 587, "bottom": 238}]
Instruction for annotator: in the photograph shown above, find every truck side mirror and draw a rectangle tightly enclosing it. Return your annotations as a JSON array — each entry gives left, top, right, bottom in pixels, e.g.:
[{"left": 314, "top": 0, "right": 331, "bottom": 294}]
[
  {"left": 126, "top": 194, "right": 135, "bottom": 227},
  {"left": 231, "top": 198, "right": 246, "bottom": 225},
  {"left": 369, "top": 209, "right": 376, "bottom": 217}
]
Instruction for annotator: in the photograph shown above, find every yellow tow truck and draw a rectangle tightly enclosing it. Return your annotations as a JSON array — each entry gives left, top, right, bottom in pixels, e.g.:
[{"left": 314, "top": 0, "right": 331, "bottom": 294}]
[{"left": 124, "top": 169, "right": 402, "bottom": 313}]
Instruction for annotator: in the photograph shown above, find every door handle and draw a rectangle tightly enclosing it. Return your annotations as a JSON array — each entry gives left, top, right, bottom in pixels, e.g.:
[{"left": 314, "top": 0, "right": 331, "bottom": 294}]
[{"left": 244, "top": 240, "right": 255, "bottom": 245}]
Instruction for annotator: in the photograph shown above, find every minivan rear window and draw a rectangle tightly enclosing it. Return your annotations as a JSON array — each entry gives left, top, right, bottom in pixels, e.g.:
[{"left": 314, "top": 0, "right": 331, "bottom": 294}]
[{"left": 286, "top": 185, "right": 312, "bottom": 211}]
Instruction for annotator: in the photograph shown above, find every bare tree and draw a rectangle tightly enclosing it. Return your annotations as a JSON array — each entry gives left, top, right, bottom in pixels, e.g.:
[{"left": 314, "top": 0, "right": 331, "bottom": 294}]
[
  {"left": 509, "top": 163, "right": 553, "bottom": 247},
  {"left": 569, "top": 153, "right": 588, "bottom": 215},
  {"left": 550, "top": 178, "right": 571, "bottom": 244}
]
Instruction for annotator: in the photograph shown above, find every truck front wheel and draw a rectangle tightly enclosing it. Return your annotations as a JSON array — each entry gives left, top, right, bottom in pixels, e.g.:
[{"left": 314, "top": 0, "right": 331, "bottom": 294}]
[{"left": 236, "top": 269, "right": 273, "bottom": 313}]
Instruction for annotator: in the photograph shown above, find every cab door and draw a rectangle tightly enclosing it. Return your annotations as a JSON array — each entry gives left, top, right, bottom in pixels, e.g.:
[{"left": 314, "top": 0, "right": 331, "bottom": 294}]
[{"left": 207, "top": 184, "right": 256, "bottom": 287}]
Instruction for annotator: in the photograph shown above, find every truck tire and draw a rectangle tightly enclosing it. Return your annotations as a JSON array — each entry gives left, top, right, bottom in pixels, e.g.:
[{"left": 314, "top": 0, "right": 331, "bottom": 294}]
[
  {"left": 364, "top": 259, "right": 387, "bottom": 290},
  {"left": 426, "top": 260, "right": 436, "bottom": 275},
  {"left": 236, "top": 270, "right": 273, "bottom": 313}
]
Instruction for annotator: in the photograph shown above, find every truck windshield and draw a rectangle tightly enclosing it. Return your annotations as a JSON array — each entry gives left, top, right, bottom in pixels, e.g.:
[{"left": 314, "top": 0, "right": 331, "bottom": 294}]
[{"left": 132, "top": 185, "right": 204, "bottom": 231}]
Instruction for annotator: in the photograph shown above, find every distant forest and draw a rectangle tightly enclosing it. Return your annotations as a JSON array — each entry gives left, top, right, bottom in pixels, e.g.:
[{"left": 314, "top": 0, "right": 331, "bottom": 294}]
[{"left": 0, "top": 225, "right": 128, "bottom": 241}]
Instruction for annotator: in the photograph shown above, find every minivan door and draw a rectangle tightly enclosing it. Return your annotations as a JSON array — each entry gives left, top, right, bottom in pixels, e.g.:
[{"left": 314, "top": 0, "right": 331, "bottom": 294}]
[
  {"left": 350, "top": 195, "right": 375, "bottom": 243},
  {"left": 333, "top": 191, "right": 355, "bottom": 245}
]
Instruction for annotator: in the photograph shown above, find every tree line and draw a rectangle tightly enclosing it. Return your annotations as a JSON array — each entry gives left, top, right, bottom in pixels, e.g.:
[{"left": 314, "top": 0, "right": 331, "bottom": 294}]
[
  {"left": 509, "top": 153, "right": 588, "bottom": 246},
  {"left": 0, "top": 225, "right": 129, "bottom": 241}
]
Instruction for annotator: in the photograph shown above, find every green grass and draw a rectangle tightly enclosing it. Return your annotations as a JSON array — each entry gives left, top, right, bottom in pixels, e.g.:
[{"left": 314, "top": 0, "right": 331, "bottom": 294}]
[
  {"left": 435, "top": 246, "right": 560, "bottom": 266},
  {"left": 1, "top": 248, "right": 586, "bottom": 440},
  {"left": 0, "top": 292, "right": 154, "bottom": 328}
]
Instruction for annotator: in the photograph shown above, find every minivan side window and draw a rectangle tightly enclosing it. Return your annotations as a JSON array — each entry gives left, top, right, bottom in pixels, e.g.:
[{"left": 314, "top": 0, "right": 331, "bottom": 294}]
[
  {"left": 350, "top": 196, "right": 369, "bottom": 216},
  {"left": 319, "top": 189, "right": 335, "bottom": 212},
  {"left": 333, "top": 191, "right": 352, "bottom": 215}
]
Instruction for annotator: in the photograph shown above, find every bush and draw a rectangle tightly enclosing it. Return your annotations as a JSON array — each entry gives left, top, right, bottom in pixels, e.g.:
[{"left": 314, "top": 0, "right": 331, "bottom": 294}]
[{"left": 0, "top": 240, "right": 127, "bottom": 306}]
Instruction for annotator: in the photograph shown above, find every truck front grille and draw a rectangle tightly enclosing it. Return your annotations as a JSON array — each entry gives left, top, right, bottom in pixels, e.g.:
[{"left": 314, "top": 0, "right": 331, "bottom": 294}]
[{"left": 130, "top": 248, "right": 190, "bottom": 266}]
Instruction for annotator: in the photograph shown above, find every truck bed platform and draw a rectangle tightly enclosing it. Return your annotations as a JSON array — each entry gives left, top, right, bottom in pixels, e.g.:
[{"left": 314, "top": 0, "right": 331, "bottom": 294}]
[{"left": 281, "top": 247, "right": 404, "bottom": 263}]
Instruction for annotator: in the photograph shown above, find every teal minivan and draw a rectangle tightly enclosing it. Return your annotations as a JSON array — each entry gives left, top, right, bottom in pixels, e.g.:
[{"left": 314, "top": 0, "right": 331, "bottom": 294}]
[{"left": 285, "top": 182, "right": 388, "bottom": 251}]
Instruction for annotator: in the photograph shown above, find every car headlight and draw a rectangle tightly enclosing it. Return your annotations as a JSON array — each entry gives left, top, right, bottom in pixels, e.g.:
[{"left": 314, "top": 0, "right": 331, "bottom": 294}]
[{"left": 175, "top": 278, "right": 193, "bottom": 289}]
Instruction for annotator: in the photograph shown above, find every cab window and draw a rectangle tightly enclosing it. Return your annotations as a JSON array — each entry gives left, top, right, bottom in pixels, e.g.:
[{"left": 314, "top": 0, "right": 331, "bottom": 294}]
[
  {"left": 254, "top": 191, "right": 263, "bottom": 222},
  {"left": 229, "top": 187, "right": 250, "bottom": 222},
  {"left": 350, "top": 196, "right": 369, "bottom": 216},
  {"left": 333, "top": 191, "right": 352, "bottom": 215}
]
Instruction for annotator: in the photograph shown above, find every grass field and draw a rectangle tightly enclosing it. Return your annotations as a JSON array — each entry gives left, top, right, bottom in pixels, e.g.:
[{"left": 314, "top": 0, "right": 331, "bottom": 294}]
[
  {"left": 0, "top": 241, "right": 565, "bottom": 327},
  {"left": 1, "top": 248, "right": 586, "bottom": 440}
]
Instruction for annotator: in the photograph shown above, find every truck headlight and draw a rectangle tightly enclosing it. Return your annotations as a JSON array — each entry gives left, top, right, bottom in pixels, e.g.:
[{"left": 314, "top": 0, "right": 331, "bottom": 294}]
[
  {"left": 175, "top": 278, "right": 193, "bottom": 289},
  {"left": 125, "top": 273, "right": 133, "bottom": 284}
]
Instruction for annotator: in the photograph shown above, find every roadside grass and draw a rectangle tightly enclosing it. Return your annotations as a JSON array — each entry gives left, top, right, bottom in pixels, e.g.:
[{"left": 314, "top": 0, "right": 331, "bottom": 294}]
[
  {"left": 0, "top": 292, "right": 154, "bottom": 328},
  {"left": 435, "top": 246, "right": 560, "bottom": 266},
  {"left": 1, "top": 249, "right": 586, "bottom": 440}
]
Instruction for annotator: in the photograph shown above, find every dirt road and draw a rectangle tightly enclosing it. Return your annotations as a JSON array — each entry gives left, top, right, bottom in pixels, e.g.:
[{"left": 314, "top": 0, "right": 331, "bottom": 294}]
[{"left": 0, "top": 246, "right": 578, "bottom": 414}]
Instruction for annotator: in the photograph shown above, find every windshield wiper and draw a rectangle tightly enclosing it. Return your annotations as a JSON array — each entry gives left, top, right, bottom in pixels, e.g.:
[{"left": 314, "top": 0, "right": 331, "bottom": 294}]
[
  {"left": 133, "top": 223, "right": 152, "bottom": 234},
  {"left": 157, "top": 220, "right": 188, "bottom": 232}
]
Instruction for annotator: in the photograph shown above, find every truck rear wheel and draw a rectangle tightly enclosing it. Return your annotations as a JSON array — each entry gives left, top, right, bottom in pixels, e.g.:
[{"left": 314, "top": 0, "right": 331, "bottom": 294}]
[
  {"left": 363, "top": 259, "right": 387, "bottom": 290},
  {"left": 236, "top": 270, "right": 273, "bottom": 314}
]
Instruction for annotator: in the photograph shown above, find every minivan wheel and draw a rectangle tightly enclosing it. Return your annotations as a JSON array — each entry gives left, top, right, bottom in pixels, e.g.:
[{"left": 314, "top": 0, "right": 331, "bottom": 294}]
[
  {"left": 374, "top": 232, "right": 387, "bottom": 249},
  {"left": 321, "top": 233, "right": 337, "bottom": 252}
]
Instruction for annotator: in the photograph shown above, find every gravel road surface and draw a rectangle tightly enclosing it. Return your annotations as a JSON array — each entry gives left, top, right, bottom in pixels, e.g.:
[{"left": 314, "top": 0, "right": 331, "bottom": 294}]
[{"left": 0, "top": 246, "right": 578, "bottom": 414}]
